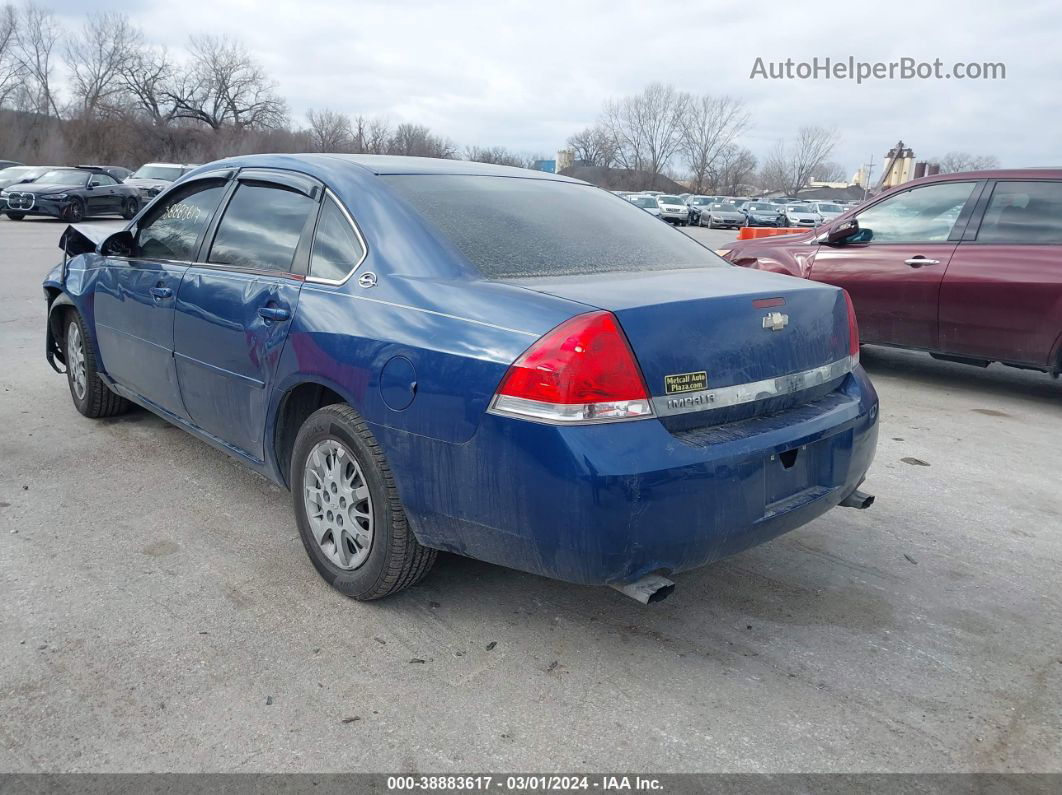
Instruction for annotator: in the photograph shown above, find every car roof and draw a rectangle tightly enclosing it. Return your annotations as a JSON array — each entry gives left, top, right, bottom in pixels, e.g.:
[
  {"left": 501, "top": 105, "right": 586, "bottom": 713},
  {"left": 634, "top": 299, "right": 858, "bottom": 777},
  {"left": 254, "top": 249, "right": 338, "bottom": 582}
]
[{"left": 318, "top": 154, "right": 586, "bottom": 183}]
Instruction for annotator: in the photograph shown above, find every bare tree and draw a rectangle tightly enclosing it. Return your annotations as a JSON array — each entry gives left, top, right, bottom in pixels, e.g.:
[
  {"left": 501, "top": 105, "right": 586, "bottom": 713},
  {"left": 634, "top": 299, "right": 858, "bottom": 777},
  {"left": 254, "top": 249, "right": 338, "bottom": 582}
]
[
  {"left": 387, "top": 122, "right": 455, "bottom": 158},
  {"left": 13, "top": 1, "right": 61, "bottom": 118},
  {"left": 932, "top": 151, "right": 1000, "bottom": 173},
  {"left": 119, "top": 45, "right": 175, "bottom": 125},
  {"left": 713, "top": 145, "right": 757, "bottom": 195},
  {"left": 65, "top": 12, "right": 139, "bottom": 116},
  {"left": 0, "top": 4, "right": 24, "bottom": 108},
  {"left": 306, "top": 108, "right": 352, "bottom": 151},
  {"left": 761, "top": 125, "right": 839, "bottom": 195},
  {"left": 464, "top": 145, "right": 528, "bottom": 167},
  {"left": 681, "top": 95, "right": 749, "bottom": 194},
  {"left": 602, "top": 82, "right": 689, "bottom": 187},
  {"left": 167, "top": 35, "right": 287, "bottom": 130},
  {"left": 810, "top": 160, "right": 847, "bottom": 183},
  {"left": 566, "top": 125, "right": 617, "bottom": 168}
]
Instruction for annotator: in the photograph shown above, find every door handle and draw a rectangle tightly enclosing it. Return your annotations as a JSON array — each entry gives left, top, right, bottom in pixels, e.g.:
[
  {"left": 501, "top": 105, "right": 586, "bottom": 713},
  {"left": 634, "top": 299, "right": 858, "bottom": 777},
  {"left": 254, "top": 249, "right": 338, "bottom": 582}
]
[
  {"left": 149, "top": 286, "right": 173, "bottom": 301},
  {"left": 258, "top": 306, "right": 291, "bottom": 322},
  {"left": 904, "top": 257, "right": 940, "bottom": 267}
]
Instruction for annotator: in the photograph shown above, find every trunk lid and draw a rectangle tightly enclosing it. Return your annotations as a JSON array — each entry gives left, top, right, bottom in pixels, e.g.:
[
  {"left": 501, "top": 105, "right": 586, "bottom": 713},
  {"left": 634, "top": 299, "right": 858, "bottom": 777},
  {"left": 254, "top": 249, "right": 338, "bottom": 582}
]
[{"left": 510, "top": 266, "right": 853, "bottom": 426}]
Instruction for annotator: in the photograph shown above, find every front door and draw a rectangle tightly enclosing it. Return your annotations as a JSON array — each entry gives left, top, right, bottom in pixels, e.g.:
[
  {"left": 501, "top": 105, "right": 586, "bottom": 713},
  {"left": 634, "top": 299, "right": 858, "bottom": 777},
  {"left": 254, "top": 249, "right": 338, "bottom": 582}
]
[
  {"left": 93, "top": 177, "right": 230, "bottom": 418},
  {"left": 809, "top": 180, "right": 980, "bottom": 350},
  {"left": 173, "top": 173, "right": 319, "bottom": 460},
  {"left": 86, "top": 172, "right": 120, "bottom": 215}
]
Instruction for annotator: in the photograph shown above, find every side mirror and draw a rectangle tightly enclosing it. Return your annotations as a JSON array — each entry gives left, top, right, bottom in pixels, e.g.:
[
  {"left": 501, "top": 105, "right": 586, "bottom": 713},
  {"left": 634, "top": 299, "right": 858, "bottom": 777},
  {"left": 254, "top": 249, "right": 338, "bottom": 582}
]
[
  {"left": 825, "top": 218, "right": 860, "bottom": 245},
  {"left": 100, "top": 229, "right": 135, "bottom": 257}
]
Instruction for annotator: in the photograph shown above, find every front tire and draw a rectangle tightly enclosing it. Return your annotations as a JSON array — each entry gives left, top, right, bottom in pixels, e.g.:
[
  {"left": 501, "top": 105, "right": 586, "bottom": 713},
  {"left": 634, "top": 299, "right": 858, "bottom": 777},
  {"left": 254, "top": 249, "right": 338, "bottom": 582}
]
[
  {"left": 64, "top": 311, "right": 129, "bottom": 418},
  {"left": 62, "top": 198, "right": 85, "bottom": 223},
  {"left": 291, "top": 404, "right": 437, "bottom": 600},
  {"left": 5, "top": 212, "right": 25, "bottom": 220}
]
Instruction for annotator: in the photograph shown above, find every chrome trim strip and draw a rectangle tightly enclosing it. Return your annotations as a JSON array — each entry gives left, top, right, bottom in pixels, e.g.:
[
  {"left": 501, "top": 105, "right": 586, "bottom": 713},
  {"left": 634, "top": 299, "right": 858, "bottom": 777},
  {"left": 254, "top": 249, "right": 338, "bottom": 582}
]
[
  {"left": 300, "top": 288, "right": 539, "bottom": 338},
  {"left": 651, "top": 355, "right": 856, "bottom": 418},
  {"left": 304, "top": 188, "right": 369, "bottom": 286}
]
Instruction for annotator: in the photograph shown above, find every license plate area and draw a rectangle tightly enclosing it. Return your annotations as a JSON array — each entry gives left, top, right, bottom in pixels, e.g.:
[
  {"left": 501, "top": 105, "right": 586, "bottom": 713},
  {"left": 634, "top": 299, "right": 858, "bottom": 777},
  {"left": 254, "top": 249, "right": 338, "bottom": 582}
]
[{"left": 765, "top": 440, "right": 823, "bottom": 506}]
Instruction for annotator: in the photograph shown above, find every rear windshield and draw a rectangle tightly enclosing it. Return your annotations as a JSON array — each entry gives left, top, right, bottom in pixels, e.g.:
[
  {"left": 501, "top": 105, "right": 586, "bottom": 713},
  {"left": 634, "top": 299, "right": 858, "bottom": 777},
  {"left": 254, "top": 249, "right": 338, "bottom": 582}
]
[{"left": 383, "top": 175, "right": 724, "bottom": 278}]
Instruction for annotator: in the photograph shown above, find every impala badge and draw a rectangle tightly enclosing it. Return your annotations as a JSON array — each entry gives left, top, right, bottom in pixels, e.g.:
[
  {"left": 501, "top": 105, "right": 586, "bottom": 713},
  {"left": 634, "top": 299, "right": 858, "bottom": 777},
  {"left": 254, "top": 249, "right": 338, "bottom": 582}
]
[{"left": 762, "top": 311, "right": 789, "bottom": 331}]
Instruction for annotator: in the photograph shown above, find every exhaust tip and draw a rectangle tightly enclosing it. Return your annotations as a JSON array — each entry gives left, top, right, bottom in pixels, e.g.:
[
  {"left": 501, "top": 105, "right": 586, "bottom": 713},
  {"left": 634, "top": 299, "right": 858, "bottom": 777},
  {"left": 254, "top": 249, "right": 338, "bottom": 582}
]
[
  {"left": 840, "top": 489, "right": 875, "bottom": 510},
  {"left": 610, "top": 574, "right": 675, "bottom": 605}
]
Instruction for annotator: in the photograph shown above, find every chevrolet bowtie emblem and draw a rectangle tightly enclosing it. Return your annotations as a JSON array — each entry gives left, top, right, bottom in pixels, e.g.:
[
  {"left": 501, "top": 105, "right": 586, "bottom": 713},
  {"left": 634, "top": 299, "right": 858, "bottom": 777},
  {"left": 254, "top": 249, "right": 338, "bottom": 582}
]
[{"left": 762, "top": 311, "right": 789, "bottom": 331}]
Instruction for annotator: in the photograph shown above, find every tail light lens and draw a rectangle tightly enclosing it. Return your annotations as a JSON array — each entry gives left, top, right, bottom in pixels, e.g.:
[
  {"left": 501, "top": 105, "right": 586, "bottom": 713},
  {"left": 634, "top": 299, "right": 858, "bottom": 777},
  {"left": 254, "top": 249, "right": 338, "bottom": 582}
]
[
  {"left": 488, "top": 310, "right": 654, "bottom": 424},
  {"left": 843, "top": 289, "right": 860, "bottom": 363}
]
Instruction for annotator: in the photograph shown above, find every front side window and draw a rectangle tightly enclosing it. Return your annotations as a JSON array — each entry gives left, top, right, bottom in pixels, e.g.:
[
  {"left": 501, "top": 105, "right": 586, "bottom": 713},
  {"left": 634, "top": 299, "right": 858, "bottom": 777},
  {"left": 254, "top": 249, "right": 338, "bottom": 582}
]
[
  {"left": 309, "top": 196, "right": 365, "bottom": 281},
  {"left": 208, "top": 183, "right": 316, "bottom": 272},
  {"left": 856, "top": 181, "right": 976, "bottom": 243},
  {"left": 976, "top": 181, "right": 1062, "bottom": 244},
  {"left": 136, "top": 180, "right": 227, "bottom": 261}
]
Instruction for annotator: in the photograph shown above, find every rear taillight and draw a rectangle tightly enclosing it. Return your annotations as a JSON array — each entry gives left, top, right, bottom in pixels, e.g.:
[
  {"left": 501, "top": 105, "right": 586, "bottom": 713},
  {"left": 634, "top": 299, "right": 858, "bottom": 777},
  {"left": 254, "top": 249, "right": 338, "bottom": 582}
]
[
  {"left": 489, "top": 310, "right": 654, "bottom": 424},
  {"left": 843, "top": 289, "right": 860, "bottom": 363}
]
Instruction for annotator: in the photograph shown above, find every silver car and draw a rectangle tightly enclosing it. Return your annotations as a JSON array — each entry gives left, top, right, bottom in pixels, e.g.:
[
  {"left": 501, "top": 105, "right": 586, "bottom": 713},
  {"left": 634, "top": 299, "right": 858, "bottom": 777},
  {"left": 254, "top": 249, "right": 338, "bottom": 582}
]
[
  {"left": 783, "top": 204, "right": 822, "bottom": 227},
  {"left": 627, "top": 194, "right": 662, "bottom": 217},
  {"left": 699, "top": 202, "right": 746, "bottom": 229},
  {"left": 655, "top": 194, "right": 690, "bottom": 225},
  {"left": 811, "top": 202, "right": 844, "bottom": 223},
  {"left": 124, "top": 162, "right": 197, "bottom": 201}
]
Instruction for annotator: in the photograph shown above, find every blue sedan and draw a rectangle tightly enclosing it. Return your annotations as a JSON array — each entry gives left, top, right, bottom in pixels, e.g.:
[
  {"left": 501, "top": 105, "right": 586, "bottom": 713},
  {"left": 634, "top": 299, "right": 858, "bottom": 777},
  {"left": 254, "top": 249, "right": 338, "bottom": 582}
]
[{"left": 42, "top": 155, "right": 878, "bottom": 603}]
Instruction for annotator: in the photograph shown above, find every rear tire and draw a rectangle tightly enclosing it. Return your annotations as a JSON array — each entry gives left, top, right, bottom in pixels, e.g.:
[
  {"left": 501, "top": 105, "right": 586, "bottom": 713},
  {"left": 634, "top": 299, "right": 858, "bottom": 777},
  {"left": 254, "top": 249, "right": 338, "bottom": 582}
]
[
  {"left": 291, "top": 404, "right": 437, "bottom": 600},
  {"left": 64, "top": 310, "right": 130, "bottom": 418},
  {"left": 121, "top": 197, "right": 138, "bottom": 220}
]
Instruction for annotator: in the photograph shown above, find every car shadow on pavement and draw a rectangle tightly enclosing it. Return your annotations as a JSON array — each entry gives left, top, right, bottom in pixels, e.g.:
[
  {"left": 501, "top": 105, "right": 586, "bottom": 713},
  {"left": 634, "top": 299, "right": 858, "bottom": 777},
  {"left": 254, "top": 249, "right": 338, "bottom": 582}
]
[{"left": 860, "top": 345, "right": 1062, "bottom": 408}]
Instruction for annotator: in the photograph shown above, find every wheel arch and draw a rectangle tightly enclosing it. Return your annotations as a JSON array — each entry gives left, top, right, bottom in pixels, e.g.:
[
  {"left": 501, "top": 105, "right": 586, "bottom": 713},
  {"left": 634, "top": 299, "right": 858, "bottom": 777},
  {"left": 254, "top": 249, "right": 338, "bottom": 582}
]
[
  {"left": 270, "top": 379, "right": 351, "bottom": 488},
  {"left": 45, "top": 290, "right": 75, "bottom": 371}
]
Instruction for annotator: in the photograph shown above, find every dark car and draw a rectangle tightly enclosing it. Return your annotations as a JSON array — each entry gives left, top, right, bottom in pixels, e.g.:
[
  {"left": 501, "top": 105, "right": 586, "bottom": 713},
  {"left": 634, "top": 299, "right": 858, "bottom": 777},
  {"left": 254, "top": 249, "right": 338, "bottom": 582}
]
[
  {"left": 741, "top": 201, "right": 786, "bottom": 227},
  {"left": 43, "top": 154, "right": 877, "bottom": 603},
  {"left": 2, "top": 166, "right": 140, "bottom": 222},
  {"left": 124, "top": 162, "right": 198, "bottom": 202},
  {"left": 719, "top": 169, "right": 1062, "bottom": 375}
]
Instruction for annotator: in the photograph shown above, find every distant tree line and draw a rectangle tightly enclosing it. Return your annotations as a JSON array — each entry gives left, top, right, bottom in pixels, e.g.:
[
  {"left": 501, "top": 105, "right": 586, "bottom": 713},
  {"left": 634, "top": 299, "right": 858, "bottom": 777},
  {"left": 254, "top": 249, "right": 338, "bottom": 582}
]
[{"left": 0, "top": 2, "right": 540, "bottom": 168}]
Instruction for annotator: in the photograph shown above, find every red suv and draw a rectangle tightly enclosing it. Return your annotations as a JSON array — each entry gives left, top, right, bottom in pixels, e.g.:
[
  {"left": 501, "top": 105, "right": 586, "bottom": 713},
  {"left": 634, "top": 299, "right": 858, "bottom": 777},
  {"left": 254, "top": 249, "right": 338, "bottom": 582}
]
[{"left": 719, "top": 170, "right": 1062, "bottom": 375}]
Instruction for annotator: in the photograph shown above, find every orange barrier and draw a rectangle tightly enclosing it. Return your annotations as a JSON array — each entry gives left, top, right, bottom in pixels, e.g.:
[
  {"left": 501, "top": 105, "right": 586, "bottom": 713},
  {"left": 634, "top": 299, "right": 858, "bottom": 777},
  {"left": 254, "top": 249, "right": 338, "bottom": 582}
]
[{"left": 736, "top": 226, "right": 807, "bottom": 240}]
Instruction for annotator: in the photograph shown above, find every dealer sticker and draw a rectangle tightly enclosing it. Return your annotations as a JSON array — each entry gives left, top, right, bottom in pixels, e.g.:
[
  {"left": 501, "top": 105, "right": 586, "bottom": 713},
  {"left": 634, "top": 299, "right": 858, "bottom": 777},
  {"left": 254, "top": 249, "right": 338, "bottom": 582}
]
[{"left": 664, "top": 371, "right": 708, "bottom": 394}]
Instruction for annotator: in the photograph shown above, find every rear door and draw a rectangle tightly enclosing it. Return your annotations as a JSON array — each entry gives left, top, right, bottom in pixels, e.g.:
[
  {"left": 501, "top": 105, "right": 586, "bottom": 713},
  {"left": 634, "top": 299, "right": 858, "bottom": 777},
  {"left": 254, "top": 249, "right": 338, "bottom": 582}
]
[
  {"left": 940, "top": 179, "right": 1062, "bottom": 366},
  {"left": 809, "top": 180, "right": 982, "bottom": 349},
  {"left": 173, "top": 169, "right": 320, "bottom": 460},
  {"left": 93, "top": 175, "right": 230, "bottom": 417}
]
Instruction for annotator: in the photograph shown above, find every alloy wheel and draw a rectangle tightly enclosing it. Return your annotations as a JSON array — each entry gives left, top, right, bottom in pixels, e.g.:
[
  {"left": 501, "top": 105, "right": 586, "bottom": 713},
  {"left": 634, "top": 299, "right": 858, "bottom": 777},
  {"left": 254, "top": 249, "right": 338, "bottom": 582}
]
[
  {"left": 303, "top": 439, "right": 374, "bottom": 570},
  {"left": 66, "top": 321, "right": 87, "bottom": 401}
]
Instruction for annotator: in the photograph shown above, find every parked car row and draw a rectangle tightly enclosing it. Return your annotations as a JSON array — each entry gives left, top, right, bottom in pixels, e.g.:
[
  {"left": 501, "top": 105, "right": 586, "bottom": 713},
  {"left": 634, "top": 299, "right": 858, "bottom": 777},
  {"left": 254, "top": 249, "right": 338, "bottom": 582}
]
[
  {"left": 0, "top": 161, "right": 196, "bottom": 221},
  {"left": 618, "top": 190, "right": 858, "bottom": 229}
]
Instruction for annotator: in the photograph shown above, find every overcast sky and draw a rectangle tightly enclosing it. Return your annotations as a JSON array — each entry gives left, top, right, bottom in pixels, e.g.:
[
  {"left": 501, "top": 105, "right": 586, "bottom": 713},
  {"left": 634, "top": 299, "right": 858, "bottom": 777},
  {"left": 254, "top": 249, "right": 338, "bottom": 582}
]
[{"left": 53, "top": 0, "right": 1062, "bottom": 176}]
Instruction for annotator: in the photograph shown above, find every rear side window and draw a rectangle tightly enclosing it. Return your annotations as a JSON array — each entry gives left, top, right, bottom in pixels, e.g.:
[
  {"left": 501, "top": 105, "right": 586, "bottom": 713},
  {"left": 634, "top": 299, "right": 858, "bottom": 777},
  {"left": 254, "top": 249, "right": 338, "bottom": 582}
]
[
  {"left": 209, "top": 183, "right": 316, "bottom": 271},
  {"left": 136, "top": 180, "right": 227, "bottom": 261},
  {"left": 383, "top": 175, "right": 723, "bottom": 278},
  {"left": 856, "top": 181, "right": 975, "bottom": 243},
  {"left": 976, "top": 181, "right": 1062, "bottom": 244},
  {"left": 309, "top": 197, "right": 365, "bottom": 281}
]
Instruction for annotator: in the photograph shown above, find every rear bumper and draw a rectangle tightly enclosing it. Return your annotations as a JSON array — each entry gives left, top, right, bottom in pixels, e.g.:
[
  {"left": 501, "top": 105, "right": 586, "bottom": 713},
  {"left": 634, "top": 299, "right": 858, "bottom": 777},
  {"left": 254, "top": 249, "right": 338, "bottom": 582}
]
[{"left": 382, "top": 367, "right": 879, "bottom": 586}]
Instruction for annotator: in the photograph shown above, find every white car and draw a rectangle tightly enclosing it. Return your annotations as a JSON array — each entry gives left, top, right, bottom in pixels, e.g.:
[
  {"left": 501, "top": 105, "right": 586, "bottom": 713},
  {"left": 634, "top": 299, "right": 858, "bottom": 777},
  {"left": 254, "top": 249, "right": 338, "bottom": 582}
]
[
  {"left": 124, "top": 162, "right": 197, "bottom": 201},
  {"left": 811, "top": 202, "right": 845, "bottom": 223},
  {"left": 627, "top": 194, "right": 662, "bottom": 217},
  {"left": 783, "top": 204, "right": 822, "bottom": 227},
  {"left": 655, "top": 194, "right": 690, "bottom": 225}
]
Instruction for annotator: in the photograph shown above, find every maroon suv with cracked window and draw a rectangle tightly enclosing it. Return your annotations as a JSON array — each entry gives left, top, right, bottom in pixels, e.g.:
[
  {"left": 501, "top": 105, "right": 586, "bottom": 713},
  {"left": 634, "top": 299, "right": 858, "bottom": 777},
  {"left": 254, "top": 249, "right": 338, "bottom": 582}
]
[{"left": 719, "top": 170, "right": 1062, "bottom": 376}]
